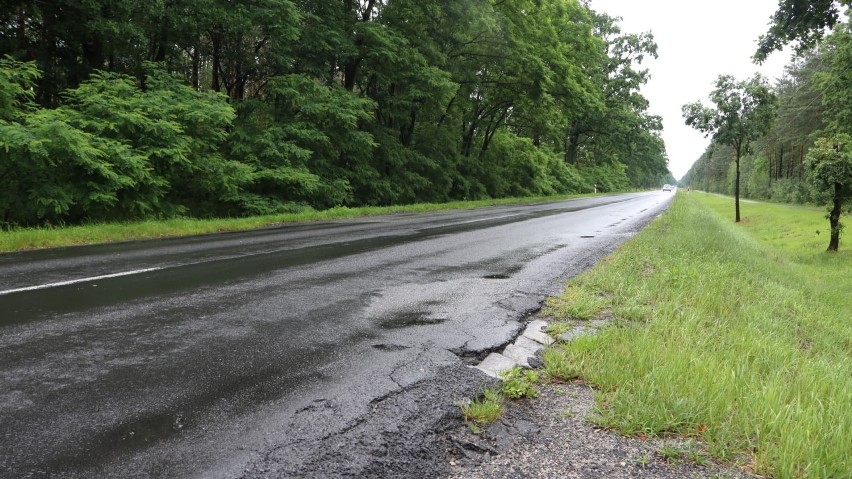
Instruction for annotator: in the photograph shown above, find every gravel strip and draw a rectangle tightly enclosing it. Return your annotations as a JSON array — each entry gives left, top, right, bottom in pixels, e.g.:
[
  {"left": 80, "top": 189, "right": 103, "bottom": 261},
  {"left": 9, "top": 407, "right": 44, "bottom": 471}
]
[{"left": 443, "top": 381, "right": 757, "bottom": 479}]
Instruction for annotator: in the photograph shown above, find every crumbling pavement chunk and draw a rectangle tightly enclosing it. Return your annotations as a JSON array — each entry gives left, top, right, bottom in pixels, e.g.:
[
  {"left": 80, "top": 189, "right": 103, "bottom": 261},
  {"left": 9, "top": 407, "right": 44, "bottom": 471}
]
[{"left": 473, "top": 353, "right": 517, "bottom": 378}]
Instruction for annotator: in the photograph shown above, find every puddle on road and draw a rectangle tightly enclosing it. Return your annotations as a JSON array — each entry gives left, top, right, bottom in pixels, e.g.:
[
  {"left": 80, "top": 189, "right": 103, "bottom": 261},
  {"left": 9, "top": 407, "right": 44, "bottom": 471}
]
[
  {"left": 380, "top": 311, "right": 449, "bottom": 329},
  {"left": 35, "top": 407, "right": 196, "bottom": 475},
  {"left": 109, "top": 409, "right": 190, "bottom": 454},
  {"left": 372, "top": 343, "right": 410, "bottom": 352}
]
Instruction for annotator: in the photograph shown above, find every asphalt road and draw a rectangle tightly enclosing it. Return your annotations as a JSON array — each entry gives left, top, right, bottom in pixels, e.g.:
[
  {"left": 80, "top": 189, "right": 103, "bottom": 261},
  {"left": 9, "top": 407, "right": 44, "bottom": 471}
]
[{"left": 0, "top": 192, "right": 673, "bottom": 478}]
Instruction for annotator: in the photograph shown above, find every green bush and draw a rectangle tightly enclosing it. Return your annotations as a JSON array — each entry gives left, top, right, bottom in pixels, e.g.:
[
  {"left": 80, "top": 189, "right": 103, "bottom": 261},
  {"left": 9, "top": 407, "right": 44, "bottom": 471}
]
[
  {"left": 479, "top": 131, "right": 582, "bottom": 198},
  {"left": 0, "top": 60, "right": 247, "bottom": 225}
]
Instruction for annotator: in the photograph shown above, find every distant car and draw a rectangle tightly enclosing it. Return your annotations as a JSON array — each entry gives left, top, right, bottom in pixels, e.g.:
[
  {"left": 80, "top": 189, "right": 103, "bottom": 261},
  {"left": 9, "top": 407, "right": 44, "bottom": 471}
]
[{"left": 662, "top": 184, "right": 673, "bottom": 192}]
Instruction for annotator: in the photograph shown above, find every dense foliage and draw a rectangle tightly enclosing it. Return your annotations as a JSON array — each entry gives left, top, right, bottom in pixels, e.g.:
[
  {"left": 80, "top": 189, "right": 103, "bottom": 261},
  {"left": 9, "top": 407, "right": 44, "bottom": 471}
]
[
  {"left": 755, "top": 0, "right": 852, "bottom": 61},
  {"left": 0, "top": 0, "right": 671, "bottom": 227}
]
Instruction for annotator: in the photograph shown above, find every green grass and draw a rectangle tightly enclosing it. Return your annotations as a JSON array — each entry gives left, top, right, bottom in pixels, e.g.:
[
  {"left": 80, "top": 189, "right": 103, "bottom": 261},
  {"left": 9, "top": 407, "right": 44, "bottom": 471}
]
[
  {"left": 545, "top": 320, "right": 575, "bottom": 337},
  {"left": 542, "top": 285, "right": 608, "bottom": 320},
  {"left": 659, "top": 444, "right": 685, "bottom": 463},
  {"left": 460, "top": 387, "right": 505, "bottom": 429},
  {"left": 542, "top": 192, "right": 852, "bottom": 478},
  {"left": 0, "top": 193, "right": 594, "bottom": 253}
]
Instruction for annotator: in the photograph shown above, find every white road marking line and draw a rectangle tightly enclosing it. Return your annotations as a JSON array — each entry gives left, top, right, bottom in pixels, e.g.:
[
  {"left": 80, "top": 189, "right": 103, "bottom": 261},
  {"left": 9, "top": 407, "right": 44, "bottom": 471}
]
[{"left": 0, "top": 267, "right": 162, "bottom": 296}]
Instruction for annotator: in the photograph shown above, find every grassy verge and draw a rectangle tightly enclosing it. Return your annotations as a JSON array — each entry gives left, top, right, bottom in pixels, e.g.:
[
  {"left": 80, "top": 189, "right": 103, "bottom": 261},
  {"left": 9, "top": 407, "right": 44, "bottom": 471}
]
[
  {"left": 542, "top": 192, "right": 851, "bottom": 478},
  {"left": 0, "top": 193, "right": 593, "bottom": 253}
]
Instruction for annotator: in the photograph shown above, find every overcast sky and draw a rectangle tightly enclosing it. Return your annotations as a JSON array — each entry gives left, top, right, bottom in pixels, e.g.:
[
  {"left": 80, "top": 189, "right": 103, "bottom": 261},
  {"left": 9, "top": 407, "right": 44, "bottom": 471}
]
[{"left": 589, "top": 0, "right": 793, "bottom": 181}]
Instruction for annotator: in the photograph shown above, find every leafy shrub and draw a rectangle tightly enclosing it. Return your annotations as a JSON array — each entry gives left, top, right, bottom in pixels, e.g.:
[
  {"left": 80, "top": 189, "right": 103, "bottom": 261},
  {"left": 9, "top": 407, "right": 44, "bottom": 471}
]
[
  {"left": 0, "top": 61, "right": 246, "bottom": 225},
  {"left": 479, "top": 131, "right": 582, "bottom": 198},
  {"left": 578, "top": 163, "right": 630, "bottom": 193}
]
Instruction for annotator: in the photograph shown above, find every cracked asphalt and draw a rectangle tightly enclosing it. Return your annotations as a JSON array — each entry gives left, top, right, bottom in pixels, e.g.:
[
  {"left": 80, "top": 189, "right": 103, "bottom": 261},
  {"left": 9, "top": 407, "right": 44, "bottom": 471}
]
[{"left": 0, "top": 192, "right": 672, "bottom": 478}]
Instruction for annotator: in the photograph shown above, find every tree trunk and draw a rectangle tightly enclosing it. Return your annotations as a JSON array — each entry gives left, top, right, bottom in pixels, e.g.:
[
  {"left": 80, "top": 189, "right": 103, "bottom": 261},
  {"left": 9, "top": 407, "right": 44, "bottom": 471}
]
[
  {"left": 400, "top": 110, "right": 417, "bottom": 147},
  {"left": 211, "top": 33, "right": 221, "bottom": 92},
  {"left": 191, "top": 46, "right": 200, "bottom": 91},
  {"left": 83, "top": 37, "right": 105, "bottom": 71},
  {"left": 827, "top": 181, "right": 842, "bottom": 252},
  {"left": 17, "top": 7, "right": 33, "bottom": 59},
  {"left": 479, "top": 109, "right": 509, "bottom": 157},
  {"left": 361, "top": 0, "right": 377, "bottom": 21},
  {"left": 153, "top": 43, "right": 166, "bottom": 63},
  {"left": 342, "top": 0, "right": 374, "bottom": 92},
  {"left": 787, "top": 147, "right": 794, "bottom": 178},
  {"left": 461, "top": 120, "right": 476, "bottom": 157},
  {"left": 437, "top": 96, "right": 455, "bottom": 127},
  {"left": 565, "top": 131, "right": 580, "bottom": 166},
  {"left": 768, "top": 151, "right": 773, "bottom": 185},
  {"left": 343, "top": 58, "right": 362, "bottom": 91},
  {"left": 735, "top": 150, "right": 741, "bottom": 223}
]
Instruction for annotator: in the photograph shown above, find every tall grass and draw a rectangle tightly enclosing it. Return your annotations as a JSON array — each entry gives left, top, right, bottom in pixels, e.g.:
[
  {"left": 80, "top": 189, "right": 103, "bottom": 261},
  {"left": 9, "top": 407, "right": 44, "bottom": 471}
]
[
  {"left": 543, "top": 192, "right": 851, "bottom": 478},
  {"left": 0, "top": 193, "right": 593, "bottom": 253}
]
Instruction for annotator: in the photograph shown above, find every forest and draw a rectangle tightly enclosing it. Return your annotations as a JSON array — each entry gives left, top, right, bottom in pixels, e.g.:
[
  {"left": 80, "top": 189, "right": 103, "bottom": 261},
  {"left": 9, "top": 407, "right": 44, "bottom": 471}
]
[
  {"left": 0, "top": 0, "right": 672, "bottom": 227},
  {"left": 681, "top": 2, "right": 852, "bottom": 211}
]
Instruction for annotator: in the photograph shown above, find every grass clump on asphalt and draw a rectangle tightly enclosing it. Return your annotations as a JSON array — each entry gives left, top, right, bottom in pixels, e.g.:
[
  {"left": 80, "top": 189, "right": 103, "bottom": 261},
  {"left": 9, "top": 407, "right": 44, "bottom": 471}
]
[
  {"left": 460, "top": 367, "right": 540, "bottom": 433},
  {"left": 542, "top": 192, "right": 852, "bottom": 479},
  {"left": 460, "top": 388, "right": 504, "bottom": 433},
  {"left": 0, "top": 193, "right": 593, "bottom": 253}
]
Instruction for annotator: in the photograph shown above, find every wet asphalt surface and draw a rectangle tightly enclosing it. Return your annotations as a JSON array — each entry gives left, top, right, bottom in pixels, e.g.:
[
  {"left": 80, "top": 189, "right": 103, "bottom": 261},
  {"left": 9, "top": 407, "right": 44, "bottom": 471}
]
[{"left": 0, "top": 192, "right": 673, "bottom": 478}]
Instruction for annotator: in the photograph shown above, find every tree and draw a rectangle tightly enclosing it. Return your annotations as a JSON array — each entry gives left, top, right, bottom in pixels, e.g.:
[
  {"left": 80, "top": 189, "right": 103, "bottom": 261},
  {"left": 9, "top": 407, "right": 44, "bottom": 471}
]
[
  {"left": 805, "top": 136, "right": 852, "bottom": 251},
  {"left": 774, "top": 53, "right": 827, "bottom": 146},
  {"left": 818, "top": 25, "right": 852, "bottom": 138},
  {"left": 554, "top": 10, "right": 669, "bottom": 189},
  {"left": 755, "top": 0, "right": 852, "bottom": 62},
  {"left": 803, "top": 24, "right": 852, "bottom": 251},
  {"left": 683, "top": 75, "right": 777, "bottom": 222},
  {"left": 2, "top": 0, "right": 671, "bottom": 225}
]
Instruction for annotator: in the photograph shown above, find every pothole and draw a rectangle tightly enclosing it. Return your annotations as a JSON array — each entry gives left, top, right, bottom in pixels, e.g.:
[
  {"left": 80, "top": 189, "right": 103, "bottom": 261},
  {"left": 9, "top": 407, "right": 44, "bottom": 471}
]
[
  {"left": 450, "top": 344, "right": 506, "bottom": 365},
  {"left": 380, "top": 312, "right": 449, "bottom": 329}
]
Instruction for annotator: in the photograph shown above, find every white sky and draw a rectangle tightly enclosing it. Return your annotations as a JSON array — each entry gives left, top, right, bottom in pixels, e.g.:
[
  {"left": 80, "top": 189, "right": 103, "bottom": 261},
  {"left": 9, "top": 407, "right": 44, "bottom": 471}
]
[{"left": 590, "top": 0, "right": 793, "bottom": 180}]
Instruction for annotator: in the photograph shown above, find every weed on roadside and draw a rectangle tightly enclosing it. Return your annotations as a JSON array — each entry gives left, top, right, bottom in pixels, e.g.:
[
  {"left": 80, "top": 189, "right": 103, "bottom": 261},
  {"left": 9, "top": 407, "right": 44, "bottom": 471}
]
[
  {"left": 545, "top": 321, "right": 574, "bottom": 337},
  {"left": 459, "top": 388, "right": 504, "bottom": 431},
  {"left": 659, "top": 444, "right": 684, "bottom": 464},
  {"left": 500, "top": 367, "right": 540, "bottom": 400}
]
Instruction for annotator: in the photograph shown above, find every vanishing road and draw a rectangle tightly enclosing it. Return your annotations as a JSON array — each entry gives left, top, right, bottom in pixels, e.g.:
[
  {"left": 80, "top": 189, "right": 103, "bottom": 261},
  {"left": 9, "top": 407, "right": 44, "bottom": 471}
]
[{"left": 0, "top": 192, "right": 673, "bottom": 478}]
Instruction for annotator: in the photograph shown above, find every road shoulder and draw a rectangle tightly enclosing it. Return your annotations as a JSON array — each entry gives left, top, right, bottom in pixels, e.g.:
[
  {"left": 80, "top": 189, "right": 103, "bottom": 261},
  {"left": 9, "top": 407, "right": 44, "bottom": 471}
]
[{"left": 444, "top": 379, "right": 757, "bottom": 479}]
